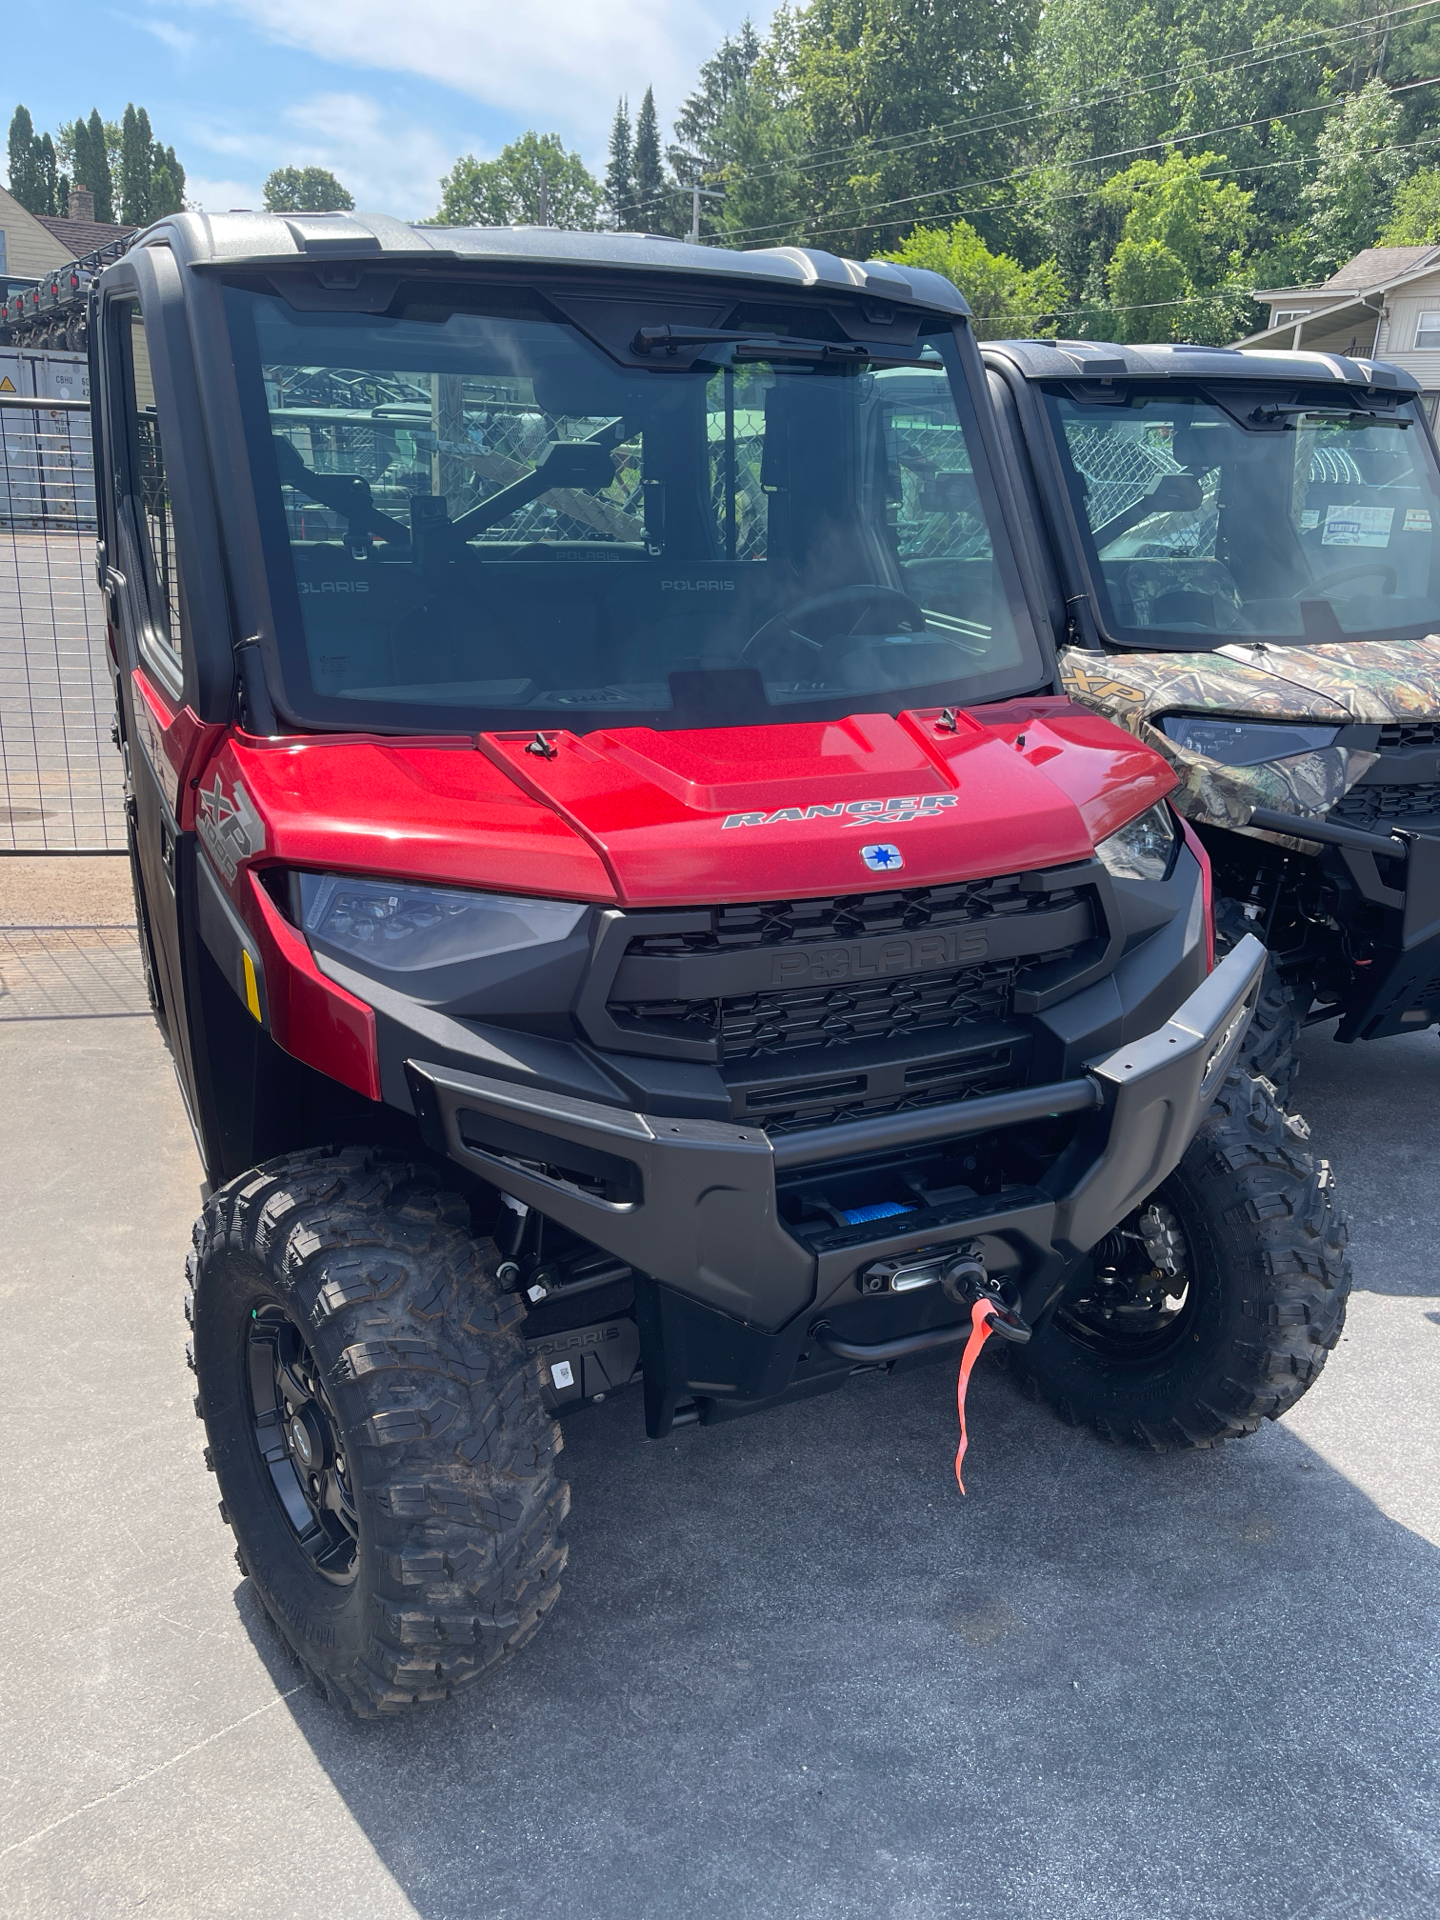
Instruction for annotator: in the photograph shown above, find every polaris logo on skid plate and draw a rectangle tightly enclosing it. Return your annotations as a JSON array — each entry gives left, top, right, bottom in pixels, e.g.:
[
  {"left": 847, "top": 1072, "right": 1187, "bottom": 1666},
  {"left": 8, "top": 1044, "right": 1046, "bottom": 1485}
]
[{"left": 861, "top": 843, "right": 904, "bottom": 872}]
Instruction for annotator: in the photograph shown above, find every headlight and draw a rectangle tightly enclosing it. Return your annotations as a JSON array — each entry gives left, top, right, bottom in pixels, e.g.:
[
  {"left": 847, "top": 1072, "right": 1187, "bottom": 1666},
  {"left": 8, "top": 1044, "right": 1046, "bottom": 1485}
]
[
  {"left": 1095, "top": 803, "right": 1177, "bottom": 882},
  {"left": 298, "top": 873, "right": 587, "bottom": 973},
  {"left": 1161, "top": 716, "right": 1339, "bottom": 766}
]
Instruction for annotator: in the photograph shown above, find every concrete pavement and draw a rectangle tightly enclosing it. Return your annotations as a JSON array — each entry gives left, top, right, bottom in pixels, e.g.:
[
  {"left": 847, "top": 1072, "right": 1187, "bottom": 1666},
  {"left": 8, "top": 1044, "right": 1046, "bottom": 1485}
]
[{"left": 1, "top": 1007, "right": 1437, "bottom": 1919}]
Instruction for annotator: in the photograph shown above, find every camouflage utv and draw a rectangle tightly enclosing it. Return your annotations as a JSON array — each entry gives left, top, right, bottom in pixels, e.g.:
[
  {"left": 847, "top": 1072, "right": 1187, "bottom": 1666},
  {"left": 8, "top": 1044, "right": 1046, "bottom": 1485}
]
[{"left": 982, "top": 340, "right": 1440, "bottom": 1097}]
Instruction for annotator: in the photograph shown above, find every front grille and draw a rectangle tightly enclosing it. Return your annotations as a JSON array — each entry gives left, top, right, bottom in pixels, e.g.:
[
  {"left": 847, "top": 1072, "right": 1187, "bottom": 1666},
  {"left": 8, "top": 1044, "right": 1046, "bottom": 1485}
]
[
  {"left": 1378, "top": 722, "right": 1440, "bottom": 748},
  {"left": 610, "top": 879, "right": 1090, "bottom": 1075},
  {"left": 1332, "top": 782, "right": 1440, "bottom": 828},
  {"left": 649, "top": 954, "right": 1025, "bottom": 1062},
  {"left": 620, "top": 874, "right": 1073, "bottom": 957}
]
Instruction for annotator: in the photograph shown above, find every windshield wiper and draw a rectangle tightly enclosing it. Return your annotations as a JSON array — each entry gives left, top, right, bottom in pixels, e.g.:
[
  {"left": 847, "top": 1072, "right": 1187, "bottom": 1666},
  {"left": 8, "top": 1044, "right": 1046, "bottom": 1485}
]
[
  {"left": 631, "top": 324, "right": 927, "bottom": 367},
  {"left": 1246, "top": 403, "right": 1410, "bottom": 429}
]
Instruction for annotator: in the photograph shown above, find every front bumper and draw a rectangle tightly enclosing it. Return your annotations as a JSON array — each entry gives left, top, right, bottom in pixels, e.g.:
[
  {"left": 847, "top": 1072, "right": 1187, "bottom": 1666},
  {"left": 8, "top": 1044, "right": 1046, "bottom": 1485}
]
[
  {"left": 1247, "top": 807, "right": 1440, "bottom": 1039},
  {"left": 408, "top": 935, "right": 1266, "bottom": 1333}
]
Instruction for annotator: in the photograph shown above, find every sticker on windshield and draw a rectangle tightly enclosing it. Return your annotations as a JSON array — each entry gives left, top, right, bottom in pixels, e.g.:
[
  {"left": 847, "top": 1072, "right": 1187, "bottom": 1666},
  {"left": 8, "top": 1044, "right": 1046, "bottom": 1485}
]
[
  {"left": 1404, "top": 508, "right": 1433, "bottom": 533},
  {"left": 1299, "top": 509, "right": 1320, "bottom": 530},
  {"left": 1322, "top": 503, "right": 1394, "bottom": 547}
]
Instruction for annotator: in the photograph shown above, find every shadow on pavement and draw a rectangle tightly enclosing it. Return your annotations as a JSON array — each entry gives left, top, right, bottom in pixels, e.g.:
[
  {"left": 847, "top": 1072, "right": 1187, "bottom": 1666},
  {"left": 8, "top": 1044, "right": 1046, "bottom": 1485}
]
[
  {"left": 244, "top": 1337, "right": 1440, "bottom": 1920},
  {"left": 226, "top": 1017, "right": 1440, "bottom": 1920}
]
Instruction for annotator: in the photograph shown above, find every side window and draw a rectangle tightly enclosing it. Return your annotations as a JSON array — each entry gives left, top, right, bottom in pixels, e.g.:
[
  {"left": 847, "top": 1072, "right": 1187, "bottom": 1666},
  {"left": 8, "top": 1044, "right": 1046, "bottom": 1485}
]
[{"left": 112, "top": 299, "right": 183, "bottom": 668}]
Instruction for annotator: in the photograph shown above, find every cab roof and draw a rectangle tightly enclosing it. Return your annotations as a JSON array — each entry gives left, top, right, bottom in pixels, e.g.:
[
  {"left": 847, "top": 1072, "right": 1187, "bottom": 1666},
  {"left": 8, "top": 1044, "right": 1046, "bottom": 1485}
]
[
  {"left": 982, "top": 336, "right": 1419, "bottom": 396},
  {"left": 126, "top": 209, "right": 972, "bottom": 320}
]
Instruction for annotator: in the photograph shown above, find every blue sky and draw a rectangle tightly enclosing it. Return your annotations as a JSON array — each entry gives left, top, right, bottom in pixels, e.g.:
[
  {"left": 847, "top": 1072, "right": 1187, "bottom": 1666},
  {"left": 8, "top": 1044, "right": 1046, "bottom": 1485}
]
[{"left": 10, "top": 1, "right": 771, "bottom": 220}]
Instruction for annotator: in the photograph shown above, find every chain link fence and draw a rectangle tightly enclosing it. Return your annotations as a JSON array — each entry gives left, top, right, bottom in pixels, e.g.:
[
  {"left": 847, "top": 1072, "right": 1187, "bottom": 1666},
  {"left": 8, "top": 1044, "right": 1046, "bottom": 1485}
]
[{"left": 0, "top": 396, "right": 125, "bottom": 853}]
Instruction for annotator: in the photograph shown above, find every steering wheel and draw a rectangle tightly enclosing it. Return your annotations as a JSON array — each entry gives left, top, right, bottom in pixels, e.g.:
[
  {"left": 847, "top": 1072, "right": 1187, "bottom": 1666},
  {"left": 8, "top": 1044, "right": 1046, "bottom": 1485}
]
[
  {"left": 1287, "top": 561, "right": 1397, "bottom": 598},
  {"left": 742, "top": 585, "right": 928, "bottom": 671}
]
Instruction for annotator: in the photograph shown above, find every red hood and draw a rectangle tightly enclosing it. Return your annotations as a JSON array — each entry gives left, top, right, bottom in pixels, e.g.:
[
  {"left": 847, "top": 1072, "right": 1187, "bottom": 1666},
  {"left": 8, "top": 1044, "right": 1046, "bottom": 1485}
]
[{"left": 209, "top": 700, "right": 1173, "bottom": 906}]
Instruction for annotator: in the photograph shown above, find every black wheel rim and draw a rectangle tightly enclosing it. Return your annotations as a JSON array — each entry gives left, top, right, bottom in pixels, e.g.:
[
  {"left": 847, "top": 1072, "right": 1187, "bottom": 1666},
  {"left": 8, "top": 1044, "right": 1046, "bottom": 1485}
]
[
  {"left": 246, "top": 1303, "right": 359, "bottom": 1584},
  {"left": 1053, "top": 1196, "right": 1201, "bottom": 1362}
]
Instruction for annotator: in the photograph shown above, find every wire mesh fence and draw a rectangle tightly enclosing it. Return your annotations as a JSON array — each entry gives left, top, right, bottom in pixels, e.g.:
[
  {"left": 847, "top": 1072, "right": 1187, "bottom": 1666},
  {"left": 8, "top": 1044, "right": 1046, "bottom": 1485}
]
[{"left": 0, "top": 397, "right": 125, "bottom": 854}]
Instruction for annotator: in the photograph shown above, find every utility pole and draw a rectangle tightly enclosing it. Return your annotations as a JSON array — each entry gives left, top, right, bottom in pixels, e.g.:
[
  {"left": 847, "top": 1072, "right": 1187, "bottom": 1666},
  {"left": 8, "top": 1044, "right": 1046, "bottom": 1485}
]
[{"left": 689, "top": 184, "right": 725, "bottom": 243}]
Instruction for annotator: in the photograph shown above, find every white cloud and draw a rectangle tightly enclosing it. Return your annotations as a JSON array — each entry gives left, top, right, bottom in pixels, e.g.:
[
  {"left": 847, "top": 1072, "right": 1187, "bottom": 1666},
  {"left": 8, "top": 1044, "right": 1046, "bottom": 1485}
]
[
  {"left": 125, "top": 12, "right": 200, "bottom": 54},
  {"left": 170, "top": 0, "right": 756, "bottom": 149},
  {"left": 184, "top": 93, "right": 466, "bottom": 217}
]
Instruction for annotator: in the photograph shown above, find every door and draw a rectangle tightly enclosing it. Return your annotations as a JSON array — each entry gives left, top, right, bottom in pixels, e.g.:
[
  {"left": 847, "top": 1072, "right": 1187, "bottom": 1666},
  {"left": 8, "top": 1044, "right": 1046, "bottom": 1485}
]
[{"left": 100, "top": 291, "right": 207, "bottom": 1133}]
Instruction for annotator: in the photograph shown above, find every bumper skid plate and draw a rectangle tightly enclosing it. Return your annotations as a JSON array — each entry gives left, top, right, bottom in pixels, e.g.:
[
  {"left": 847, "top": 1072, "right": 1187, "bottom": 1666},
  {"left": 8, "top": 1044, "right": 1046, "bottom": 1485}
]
[{"left": 407, "top": 935, "right": 1266, "bottom": 1335}]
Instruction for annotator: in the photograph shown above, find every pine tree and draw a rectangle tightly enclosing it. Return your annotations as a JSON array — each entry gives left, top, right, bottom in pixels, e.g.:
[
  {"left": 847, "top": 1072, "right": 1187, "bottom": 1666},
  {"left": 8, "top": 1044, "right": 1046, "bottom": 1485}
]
[
  {"left": 155, "top": 144, "right": 184, "bottom": 213},
  {"left": 633, "top": 87, "right": 665, "bottom": 230},
  {"left": 605, "top": 97, "right": 634, "bottom": 229},
  {"left": 36, "top": 132, "right": 57, "bottom": 216},
  {"left": 7, "top": 105, "right": 39, "bottom": 211},
  {"left": 120, "top": 103, "right": 151, "bottom": 226},
  {"left": 71, "top": 109, "right": 115, "bottom": 221}
]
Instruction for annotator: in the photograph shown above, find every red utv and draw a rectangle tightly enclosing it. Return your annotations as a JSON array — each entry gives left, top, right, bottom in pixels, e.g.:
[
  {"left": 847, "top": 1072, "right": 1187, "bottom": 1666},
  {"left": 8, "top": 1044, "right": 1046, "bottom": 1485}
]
[{"left": 92, "top": 214, "right": 1348, "bottom": 1715}]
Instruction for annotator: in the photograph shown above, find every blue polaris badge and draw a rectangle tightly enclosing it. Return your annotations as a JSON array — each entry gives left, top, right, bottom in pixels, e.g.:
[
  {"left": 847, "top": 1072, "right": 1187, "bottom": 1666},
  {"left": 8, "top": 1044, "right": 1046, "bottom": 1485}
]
[{"left": 861, "top": 843, "right": 904, "bottom": 872}]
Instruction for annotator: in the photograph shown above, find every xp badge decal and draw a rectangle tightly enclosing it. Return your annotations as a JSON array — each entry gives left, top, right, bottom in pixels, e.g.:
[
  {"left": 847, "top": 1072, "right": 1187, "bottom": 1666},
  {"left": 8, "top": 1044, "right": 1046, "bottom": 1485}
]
[
  {"left": 197, "top": 771, "right": 265, "bottom": 883},
  {"left": 861, "top": 843, "right": 904, "bottom": 872}
]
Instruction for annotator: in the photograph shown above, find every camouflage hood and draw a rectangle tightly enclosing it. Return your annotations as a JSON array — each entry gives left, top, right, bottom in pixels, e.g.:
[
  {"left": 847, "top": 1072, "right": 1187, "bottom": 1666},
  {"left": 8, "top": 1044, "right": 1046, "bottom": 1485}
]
[{"left": 1059, "top": 635, "right": 1440, "bottom": 833}]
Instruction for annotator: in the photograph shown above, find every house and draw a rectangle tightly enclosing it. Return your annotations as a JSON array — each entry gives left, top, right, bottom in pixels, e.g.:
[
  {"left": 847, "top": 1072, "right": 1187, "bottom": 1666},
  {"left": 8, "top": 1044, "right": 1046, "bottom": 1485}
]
[
  {"left": 1239, "top": 246, "right": 1440, "bottom": 416},
  {"left": 0, "top": 182, "right": 134, "bottom": 287}
]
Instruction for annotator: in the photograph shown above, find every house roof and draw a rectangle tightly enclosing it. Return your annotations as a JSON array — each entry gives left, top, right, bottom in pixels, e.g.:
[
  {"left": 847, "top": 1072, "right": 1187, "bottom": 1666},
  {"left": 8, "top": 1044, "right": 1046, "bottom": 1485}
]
[
  {"left": 1320, "top": 245, "right": 1440, "bottom": 291},
  {"left": 34, "top": 214, "right": 136, "bottom": 260}
]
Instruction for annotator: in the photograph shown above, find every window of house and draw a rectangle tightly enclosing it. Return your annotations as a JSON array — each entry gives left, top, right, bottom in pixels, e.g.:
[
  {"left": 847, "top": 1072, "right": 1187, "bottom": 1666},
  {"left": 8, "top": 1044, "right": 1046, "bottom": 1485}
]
[
  {"left": 1273, "top": 308, "right": 1311, "bottom": 327},
  {"left": 112, "top": 300, "right": 183, "bottom": 670},
  {"left": 1414, "top": 312, "right": 1440, "bottom": 349},
  {"left": 0, "top": 231, "right": 8, "bottom": 276}
]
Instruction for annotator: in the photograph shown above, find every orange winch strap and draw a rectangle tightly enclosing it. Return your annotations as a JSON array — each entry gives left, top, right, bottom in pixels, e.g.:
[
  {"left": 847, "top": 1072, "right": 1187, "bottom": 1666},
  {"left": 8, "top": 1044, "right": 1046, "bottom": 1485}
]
[{"left": 954, "top": 1298, "right": 999, "bottom": 1495}]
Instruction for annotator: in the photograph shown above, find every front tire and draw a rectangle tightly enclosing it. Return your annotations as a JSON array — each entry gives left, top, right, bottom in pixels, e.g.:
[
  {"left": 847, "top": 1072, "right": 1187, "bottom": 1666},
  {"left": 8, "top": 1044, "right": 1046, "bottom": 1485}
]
[
  {"left": 1214, "top": 897, "right": 1304, "bottom": 1101},
  {"left": 187, "top": 1148, "right": 567, "bottom": 1716},
  {"left": 1007, "top": 1072, "right": 1351, "bottom": 1449}
]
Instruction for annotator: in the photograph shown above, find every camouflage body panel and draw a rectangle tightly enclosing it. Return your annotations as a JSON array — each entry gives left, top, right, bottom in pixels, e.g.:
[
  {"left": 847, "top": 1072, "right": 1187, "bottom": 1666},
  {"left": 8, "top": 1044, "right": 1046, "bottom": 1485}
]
[{"left": 1059, "top": 636, "right": 1440, "bottom": 844}]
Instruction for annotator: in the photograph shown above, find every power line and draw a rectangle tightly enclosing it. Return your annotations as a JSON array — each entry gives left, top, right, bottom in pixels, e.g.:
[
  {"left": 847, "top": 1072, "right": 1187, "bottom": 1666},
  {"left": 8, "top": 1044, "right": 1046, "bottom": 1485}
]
[
  {"left": 679, "top": 0, "right": 1440, "bottom": 201},
  {"left": 708, "top": 72, "right": 1440, "bottom": 249},
  {"left": 708, "top": 110, "right": 1440, "bottom": 269}
]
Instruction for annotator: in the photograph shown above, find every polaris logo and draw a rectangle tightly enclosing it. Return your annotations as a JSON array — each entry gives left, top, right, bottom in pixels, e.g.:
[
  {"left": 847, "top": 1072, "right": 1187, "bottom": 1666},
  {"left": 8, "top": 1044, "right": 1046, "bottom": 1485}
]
[
  {"left": 769, "top": 926, "right": 988, "bottom": 986},
  {"left": 661, "top": 578, "right": 735, "bottom": 591},
  {"left": 723, "top": 794, "right": 958, "bottom": 828},
  {"left": 530, "top": 1326, "right": 621, "bottom": 1356},
  {"left": 299, "top": 579, "right": 369, "bottom": 593}
]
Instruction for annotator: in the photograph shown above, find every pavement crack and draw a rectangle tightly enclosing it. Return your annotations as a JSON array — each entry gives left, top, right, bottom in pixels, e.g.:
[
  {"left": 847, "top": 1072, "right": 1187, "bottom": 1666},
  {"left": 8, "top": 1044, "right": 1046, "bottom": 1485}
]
[{"left": 0, "top": 1687, "right": 304, "bottom": 1860}]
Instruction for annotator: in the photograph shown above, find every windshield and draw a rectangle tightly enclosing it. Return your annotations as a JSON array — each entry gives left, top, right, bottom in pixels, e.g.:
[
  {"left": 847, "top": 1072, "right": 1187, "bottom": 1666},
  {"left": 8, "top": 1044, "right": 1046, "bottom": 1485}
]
[
  {"left": 224, "top": 282, "right": 1043, "bottom": 731},
  {"left": 1047, "top": 385, "right": 1440, "bottom": 648}
]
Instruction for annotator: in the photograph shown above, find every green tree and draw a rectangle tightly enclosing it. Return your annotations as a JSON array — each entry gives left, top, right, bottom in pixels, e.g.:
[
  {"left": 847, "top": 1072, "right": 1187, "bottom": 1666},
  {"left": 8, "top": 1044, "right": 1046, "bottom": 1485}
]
[
  {"left": 35, "top": 132, "right": 58, "bottom": 216},
  {"left": 1381, "top": 168, "right": 1440, "bottom": 245},
  {"left": 120, "top": 103, "right": 152, "bottom": 225},
  {"left": 605, "top": 98, "right": 634, "bottom": 228},
  {"left": 63, "top": 111, "right": 113, "bottom": 220},
  {"left": 7, "top": 105, "right": 39, "bottom": 211},
  {"left": 155, "top": 143, "right": 185, "bottom": 215},
  {"left": 1302, "top": 80, "right": 1406, "bottom": 275},
  {"left": 433, "top": 132, "right": 603, "bottom": 229},
  {"left": 633, "top": 87, "right": 666, "bottom": 229},
  {"left": 1093, "top": 151, "right": 1254, "bottom": 343},
  {"left": 669, "top": 19, "right": 764, "bottom": 208},
  {"left": 754, "top": 0, "right": 1042, "bottom": 258},
  {"left": 262, "top": 166, "right": 355, "bottom": 213},
  {"left": 1098, "top": 150, "right": 1253, "bottom": 293},
  {"left": 881, "top": 219, "right": 1067, "bottom": 336},
  {"left": 86, "top": 108, "right": 115, "bottom": 221}
]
